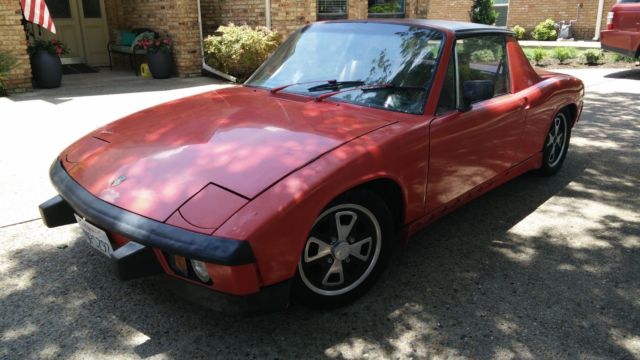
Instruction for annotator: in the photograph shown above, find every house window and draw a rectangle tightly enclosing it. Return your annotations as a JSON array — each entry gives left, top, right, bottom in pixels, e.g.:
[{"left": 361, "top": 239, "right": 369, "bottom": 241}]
[
  {"left": 48, "top": 0, "right": 72, "bottom": 19},
  {"left": 493, "top": 0, "right": 509, "bottom": 27},
  {"left": 318, "top": 0, "right": 348, "bottom": 20},
  {"left": 368, "top": 0, "right": 405, "bottom": 18}
]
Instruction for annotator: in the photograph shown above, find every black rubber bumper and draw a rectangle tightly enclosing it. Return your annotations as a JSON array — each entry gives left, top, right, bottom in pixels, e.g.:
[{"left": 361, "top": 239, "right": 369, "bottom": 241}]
[{"left": 40, "top": 160, "right": 255, "bottom": 266}]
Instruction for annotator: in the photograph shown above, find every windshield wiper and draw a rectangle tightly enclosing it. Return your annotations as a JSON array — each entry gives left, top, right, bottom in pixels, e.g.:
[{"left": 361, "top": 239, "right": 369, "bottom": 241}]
[
  {"left": 270, "top": 79, "right": 335, "bottom": 94},
  {"left": 306, "top": 80, "right": 365, "bottom": 92},
  {"left": 315, "top": 83, "right": 426, "bottom": 102}
]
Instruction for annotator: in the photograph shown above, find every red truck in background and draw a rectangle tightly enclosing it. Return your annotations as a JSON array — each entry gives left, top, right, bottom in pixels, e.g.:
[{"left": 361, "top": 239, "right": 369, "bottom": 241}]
[{"left": 601, "top": 0, "right": 640, "bottom": 58}]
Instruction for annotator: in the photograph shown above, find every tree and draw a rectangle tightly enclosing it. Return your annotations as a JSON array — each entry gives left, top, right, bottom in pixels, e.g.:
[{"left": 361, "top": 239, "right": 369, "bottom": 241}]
[{"left": 469, "top": 0, "right": 498, "bottom": 25}]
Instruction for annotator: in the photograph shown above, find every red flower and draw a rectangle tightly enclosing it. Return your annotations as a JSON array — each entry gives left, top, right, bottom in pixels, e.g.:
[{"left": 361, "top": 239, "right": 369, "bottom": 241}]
[{"left": 55, "top": 47, "right": 62, "bottom": 55}]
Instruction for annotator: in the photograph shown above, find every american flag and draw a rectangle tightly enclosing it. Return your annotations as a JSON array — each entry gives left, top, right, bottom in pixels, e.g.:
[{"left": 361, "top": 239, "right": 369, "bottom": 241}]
[{"left": 20, "top": 0, "right": 57, "bottom": 34}]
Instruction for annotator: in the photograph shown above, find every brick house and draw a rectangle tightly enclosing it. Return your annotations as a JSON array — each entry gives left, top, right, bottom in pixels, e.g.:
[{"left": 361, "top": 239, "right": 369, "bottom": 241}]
[{"left": 0, "top": 0, "right": 616, "bottom": 94}]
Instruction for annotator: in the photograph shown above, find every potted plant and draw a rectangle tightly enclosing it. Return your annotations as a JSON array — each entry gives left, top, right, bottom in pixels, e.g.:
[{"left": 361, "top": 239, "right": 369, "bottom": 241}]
[
  {"left": 0, "top": 52, "right": 17, "bottom": 96},
  {"left": 28, "top": 38, "right": 69, "bottom": 88},
  {"left": 138, "top": 34, "right": 173, "bottom": 79}
]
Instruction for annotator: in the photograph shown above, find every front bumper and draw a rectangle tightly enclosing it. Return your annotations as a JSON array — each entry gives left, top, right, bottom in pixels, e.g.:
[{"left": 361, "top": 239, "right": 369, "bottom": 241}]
[
  {"left": 41, "top": 160, "right": 254, "bottom": 265},
  {"left": 39, "top": 160, "right": 290, "bottom": 313}
]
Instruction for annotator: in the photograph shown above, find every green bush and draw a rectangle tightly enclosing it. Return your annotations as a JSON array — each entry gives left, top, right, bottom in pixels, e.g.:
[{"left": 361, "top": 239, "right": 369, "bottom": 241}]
[
  {"left": 469, "top": 0, "right": 497, "bottom": 25},
  {"left": 582, "top": 49, "right": 603, "bottom": 65},
  {"left": 532, "top": 19, "right": 558, "bottom": 41},
  {"left": 203, "top": 24, "right": 281, "bottom": 82},
  {"left": 0, "top": 52, "right": 17, "bottom": 93},
  {"left": 522, "top": 48, "right": 534, "bottom": 61},
  {"left": 470, "top": 49, "right": 496, "bottom": 62},
  {"left": 551, "top": 47, "right": 577, "bottom": 64},
  {"left": 531, "top": 48, "right": 547, "bottom": 65},
  {"left": 512, "top": 25, "right": 526, "bottom": 40},
  {"left": 609, "top": 53, "right": 636, "bottom": 63},
  {"left": 369, "top": 1, "right": 402, "bottom": 13}
]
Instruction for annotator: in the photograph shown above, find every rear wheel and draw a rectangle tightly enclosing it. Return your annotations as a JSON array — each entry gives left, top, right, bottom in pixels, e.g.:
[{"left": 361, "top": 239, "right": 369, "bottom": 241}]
[
  {"left": 539, "top": 109, "right": 571, "bottom": 176},
  {"left": 293, "top": 190, "right": 393, "bottom": 308}
]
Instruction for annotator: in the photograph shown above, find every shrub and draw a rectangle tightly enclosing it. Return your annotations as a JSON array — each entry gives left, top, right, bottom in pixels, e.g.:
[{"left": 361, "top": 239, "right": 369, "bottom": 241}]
[
  {"left": 532, "top": 19, "right": 557, "bottom": 41},
  {"left": 610, "top": 53, "right": 635, "bottom": 63},
  {"left": 512, "top": 25, "right": 525, "bottom": 40},
  {"left": 532, "top": 48, "right": 547, "bottom": 65},
  {"left": 469, "top": 0, "right": 497, "bottom": 25},
  {"left": 582, "top": 49, "right": 603, "bottom": 65},
  {"left": 203, "top": 24, "right": 281, "bottom": 82},
  {"left": 369, "top": 1, "right": 402, "bottom": 13},
  {"left": 551, "top": 47, "right": 577, "bottom": 64},
  {"left": 0, "top": 52, "right": 17, "bottom": 93},
  {"left": 470, "top": 49, "right": 496, "bottom": 62}
]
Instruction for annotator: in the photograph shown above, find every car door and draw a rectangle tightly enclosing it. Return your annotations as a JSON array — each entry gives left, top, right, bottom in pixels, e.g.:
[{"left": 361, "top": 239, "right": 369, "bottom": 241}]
[{"left": 426, "top": 35, "right": 526, "bottom": 212}]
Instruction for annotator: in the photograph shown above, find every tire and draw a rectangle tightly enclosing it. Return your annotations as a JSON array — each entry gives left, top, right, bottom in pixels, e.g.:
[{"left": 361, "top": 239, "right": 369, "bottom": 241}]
[
  {"left": 292, "top": 189, "right": 394, "bottom": 308},
  {"left": 539, "top": 109, "right": 571, "bottom": 176}
]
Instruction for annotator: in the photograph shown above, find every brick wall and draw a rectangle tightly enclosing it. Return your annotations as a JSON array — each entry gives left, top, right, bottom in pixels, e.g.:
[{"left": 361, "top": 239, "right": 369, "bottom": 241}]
[
  {"left": 406, "top": 0, "right": 430, "bottom": 18},
  {"left": 0, "top": 0, "right": 31, "bottom": 93},
  {"left": 426, "top": 0, "right": 473, "bottom": 22},
  {"left": 507, "top": 0, "right": 616, "bottom": 40},
  {"left": 200, "top": 0, "right": 315, "bottom": 38},
  {"left": 105, "top": 0, "right": 201, "bottom": 76},
  {"left": 271, "top": 0, "right": 316, "bottom": 35}
]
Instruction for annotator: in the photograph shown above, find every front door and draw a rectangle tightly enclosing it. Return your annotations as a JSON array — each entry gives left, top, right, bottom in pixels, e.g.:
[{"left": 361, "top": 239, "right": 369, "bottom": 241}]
[{"left": 36, "top": 0, "right": 109, "bottom": 66}]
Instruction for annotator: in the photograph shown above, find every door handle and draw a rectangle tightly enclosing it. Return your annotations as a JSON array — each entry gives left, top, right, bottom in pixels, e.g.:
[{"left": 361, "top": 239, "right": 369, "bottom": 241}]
[{"left": 520, "top": 96, "right": 530, "bottom": 110}]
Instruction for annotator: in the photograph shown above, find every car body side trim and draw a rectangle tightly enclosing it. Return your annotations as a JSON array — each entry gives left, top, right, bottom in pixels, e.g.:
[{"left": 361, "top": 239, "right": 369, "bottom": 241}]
[{"left": 47, "top": 160, "right": 255, "bottom": 265}]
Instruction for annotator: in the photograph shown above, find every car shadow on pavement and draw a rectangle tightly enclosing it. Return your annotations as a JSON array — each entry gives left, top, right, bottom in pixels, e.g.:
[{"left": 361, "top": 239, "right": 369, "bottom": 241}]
[
  {"left": 0, "top": 92, "right": 638, "bottom": 359},
  {"left": 604, "top": 68, "right": 640, "bottom": 80}
]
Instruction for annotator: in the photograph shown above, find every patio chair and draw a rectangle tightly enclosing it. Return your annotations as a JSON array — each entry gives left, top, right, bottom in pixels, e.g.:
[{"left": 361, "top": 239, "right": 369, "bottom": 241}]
[{"left": 107, "top": 28, "right": 157, "bottom": 75}]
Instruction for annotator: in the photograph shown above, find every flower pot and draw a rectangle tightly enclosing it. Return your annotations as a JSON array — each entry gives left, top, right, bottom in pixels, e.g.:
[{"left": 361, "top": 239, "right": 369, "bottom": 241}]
[
  {"left": 147, "top": 51, "right": 172, "bottom": 79},
  {"left": 30, "top": 50, "right": 62, "bottom": 88}
]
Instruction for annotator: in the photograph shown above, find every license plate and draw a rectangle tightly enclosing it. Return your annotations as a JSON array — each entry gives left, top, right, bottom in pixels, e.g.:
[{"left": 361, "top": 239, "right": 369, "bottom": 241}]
[{"left": 75, "top": 214, "right": 113, "bottom": 257}]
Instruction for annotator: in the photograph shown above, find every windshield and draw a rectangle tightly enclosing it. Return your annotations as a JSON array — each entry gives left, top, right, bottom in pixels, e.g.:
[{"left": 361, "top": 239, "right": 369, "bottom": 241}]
[{"left": 246, "top": 22, "right": 445, "bottom": 114}]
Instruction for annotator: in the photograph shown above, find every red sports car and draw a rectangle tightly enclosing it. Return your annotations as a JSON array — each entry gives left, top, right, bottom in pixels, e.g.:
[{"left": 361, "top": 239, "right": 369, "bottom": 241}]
[{"left": 40, "top": 20, "right": 584, "bottom": 312}]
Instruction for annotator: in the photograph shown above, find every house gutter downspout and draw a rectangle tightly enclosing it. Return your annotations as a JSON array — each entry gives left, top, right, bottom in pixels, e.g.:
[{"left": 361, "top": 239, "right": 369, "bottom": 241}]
[
  {"left": 265, "top": 0, "right": 272, "bottom": 28},
  {"left": 195, "top": 0, "right": 237, "bottom": 82},
  {"left": 593, "top": 0, "right": 605, "bottom": 40}
]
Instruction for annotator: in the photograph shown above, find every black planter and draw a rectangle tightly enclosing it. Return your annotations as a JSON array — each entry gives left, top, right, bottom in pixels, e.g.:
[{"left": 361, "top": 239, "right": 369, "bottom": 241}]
[
  {"left": 147, "top": 51, "right": 172, "bottom": 79},
  {"left": 30, "top": 50, "right": 62, "bottom": 88}
]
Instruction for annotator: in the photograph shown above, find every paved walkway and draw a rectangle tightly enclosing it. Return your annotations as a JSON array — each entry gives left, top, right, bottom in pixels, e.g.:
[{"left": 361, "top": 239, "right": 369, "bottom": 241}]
[
  {"left": 0, "top": 70, "right": 231, "bottom": 227},
  {"left": 519, "top": 40, "right": 601, "bottom": 49}
]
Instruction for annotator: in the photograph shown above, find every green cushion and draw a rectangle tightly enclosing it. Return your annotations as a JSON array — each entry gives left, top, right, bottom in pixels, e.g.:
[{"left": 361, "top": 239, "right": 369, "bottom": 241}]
[{"left": 117, "top": 31, "right": 136, "bottom": 46}]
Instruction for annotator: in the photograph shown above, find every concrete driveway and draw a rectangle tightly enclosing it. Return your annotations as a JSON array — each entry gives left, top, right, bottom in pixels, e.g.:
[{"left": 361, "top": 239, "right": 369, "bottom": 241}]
[{"left": 0, "top": 68, "right": 638, "bottom": 359}]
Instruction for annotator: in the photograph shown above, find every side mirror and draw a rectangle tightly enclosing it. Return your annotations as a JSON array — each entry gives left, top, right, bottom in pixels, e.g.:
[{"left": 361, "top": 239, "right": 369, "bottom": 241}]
[{"left": 461, "top": 80, "right": 494, "bottom": 110}]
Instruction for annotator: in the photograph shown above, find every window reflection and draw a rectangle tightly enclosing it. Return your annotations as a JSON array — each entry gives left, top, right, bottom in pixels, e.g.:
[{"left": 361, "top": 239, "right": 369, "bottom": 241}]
[{"left": 247, "top": 23, "right": 444, "bottom": 114}]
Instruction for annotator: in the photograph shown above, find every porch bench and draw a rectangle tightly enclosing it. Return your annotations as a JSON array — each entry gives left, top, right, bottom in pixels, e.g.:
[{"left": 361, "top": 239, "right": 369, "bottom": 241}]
[{"left": 107, "top": 29, "right": 156, "bottom": 75}]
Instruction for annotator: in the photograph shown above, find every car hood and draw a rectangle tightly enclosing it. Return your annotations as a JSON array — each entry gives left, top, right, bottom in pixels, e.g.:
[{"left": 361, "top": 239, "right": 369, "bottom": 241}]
[{"left": 63, "top": 86, "right": 393, "bottom": 222}]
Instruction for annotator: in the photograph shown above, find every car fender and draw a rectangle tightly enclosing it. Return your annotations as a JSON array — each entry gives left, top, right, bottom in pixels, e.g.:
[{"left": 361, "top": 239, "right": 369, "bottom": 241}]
[{"left": 214, "top": 118, "right": 431, "bottom": 286}]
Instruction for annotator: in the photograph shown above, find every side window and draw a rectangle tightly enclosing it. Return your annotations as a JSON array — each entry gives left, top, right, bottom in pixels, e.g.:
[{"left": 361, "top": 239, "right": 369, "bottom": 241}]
[
  {"left": 456, "top": 35, "right": 510, "bottom": 100},
  {"left": 436, "top": 53, "right": 457, "bottom": 115}
]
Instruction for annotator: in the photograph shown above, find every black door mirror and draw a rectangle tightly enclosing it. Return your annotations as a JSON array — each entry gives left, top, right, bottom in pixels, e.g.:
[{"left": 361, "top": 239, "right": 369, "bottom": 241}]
[{"left": 461, "top": 80, "right": 494, "bottom": 110}]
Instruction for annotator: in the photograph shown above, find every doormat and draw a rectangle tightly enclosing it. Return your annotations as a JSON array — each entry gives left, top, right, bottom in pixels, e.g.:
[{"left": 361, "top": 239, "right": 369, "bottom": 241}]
[{"left": 62, "top": 64, "right": 99, "bottom": 75}]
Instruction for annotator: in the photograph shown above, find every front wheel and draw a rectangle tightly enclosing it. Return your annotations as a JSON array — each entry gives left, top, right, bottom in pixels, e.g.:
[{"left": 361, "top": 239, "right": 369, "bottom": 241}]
[
  {"left": 293, "top": 190, "right": 394, "bottom": 308},
  {"left": 539, "top": 110, "right": 571, "bottom": 176}
]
